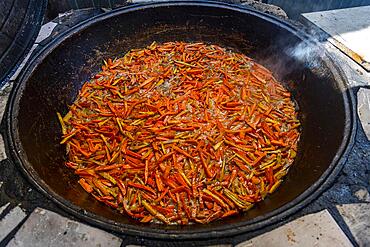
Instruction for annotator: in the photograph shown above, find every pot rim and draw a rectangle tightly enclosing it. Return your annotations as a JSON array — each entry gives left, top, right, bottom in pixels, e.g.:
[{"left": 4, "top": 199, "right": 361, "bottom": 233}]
[{"left": 3, "top": 0, "right": 357, "bottom": 240}]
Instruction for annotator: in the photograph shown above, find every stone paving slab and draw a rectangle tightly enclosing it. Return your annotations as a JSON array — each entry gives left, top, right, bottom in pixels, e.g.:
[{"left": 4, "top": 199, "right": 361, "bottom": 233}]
[
  {"left": 354, "top": 187, "right": 370, "bottom": 203},
  {"left": 0, "top": 202, "right": 9, "bottom": 215},
  {"left": 0, "top": 81, "right": 12, "bottom": 161},
  {"left": 302, "top": 6, "right": 370, "bottom": 71},
  {"left": 35, "top": 22, "right": 58, "bottom": 43},
  {"left": 0, "top": 206, "right": 26, "bottom": 242},
  {"left": 0, "top": 134, "right": 7, "bottom": 161},
  {"left": 9, "top": 44, "right": 38, "bottom": 82},
  {"left": 0, "top": 81, "right": 12, "bottom": 121},
  {"left": 337, "top": 203, "right": 370, "bottom": 247},
  {"left": 322, "top": 41, "right": 370, "bottom": 88},
  {"left": 357, "top": 88, "right": 370, "bottom": 141},
  {"left": 7, "top": 208, "right": 122, "bottom": 247},
  {"left": 236, "top": 210, "right": 353, "bottom": 247}
]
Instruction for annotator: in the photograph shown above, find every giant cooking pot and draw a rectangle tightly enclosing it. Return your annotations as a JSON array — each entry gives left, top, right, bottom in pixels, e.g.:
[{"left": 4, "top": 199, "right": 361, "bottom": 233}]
[{"left": 3, "top": 1, "right": 356, "bottom": 239}]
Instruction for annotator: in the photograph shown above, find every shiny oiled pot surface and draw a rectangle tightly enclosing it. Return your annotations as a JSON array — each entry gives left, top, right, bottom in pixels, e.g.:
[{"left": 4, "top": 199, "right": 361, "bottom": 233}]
[{"left": 4, "top": 1, "right": 355, "bottom": 239}]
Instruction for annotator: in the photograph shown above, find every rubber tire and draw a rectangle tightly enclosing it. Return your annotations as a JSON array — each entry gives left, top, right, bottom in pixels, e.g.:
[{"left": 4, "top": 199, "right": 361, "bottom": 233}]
[
  {"left": 0, "top": 0, "right": 47, "bottom": 85},
  {"left": 46, "top": 0, "right": 127, "bottom": 20}
]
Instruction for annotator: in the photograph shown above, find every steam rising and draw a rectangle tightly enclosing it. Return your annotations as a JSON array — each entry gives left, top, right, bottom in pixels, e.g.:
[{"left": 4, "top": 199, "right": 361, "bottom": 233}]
[
  {"left": 284, "top": 41, "right": 321, "bottom": 70},
  {"left": 258, "top": 33, "right": 325, "bottom": 81}
]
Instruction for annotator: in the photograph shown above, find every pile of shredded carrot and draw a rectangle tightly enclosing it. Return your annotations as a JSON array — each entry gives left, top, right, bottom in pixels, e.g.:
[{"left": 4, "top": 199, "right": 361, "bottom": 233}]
[{"left": 58, "top": 41, "right": 300, "bottom": 224}]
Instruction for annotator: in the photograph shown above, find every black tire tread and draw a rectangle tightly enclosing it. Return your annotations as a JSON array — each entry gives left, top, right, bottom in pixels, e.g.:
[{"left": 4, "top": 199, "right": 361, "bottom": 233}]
[{"left": 0, "top": 0, "right": 46, "bottom": 84}]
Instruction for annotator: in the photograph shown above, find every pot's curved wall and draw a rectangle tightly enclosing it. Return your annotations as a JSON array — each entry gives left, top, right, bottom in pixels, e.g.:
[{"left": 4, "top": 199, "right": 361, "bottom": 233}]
[{"left": 8, "top": 2, "right": 352, "bottom": 238}]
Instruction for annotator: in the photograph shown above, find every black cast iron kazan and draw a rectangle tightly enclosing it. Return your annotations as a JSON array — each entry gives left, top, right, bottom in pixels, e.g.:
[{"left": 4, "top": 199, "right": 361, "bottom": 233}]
[{"left": 2, "top": 1, "right": 356, "bottom": 240}]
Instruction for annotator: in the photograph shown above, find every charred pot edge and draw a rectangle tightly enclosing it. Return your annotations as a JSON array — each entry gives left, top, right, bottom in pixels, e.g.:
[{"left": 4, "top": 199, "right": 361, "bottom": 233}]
[{"left": 3, "top": 1, "right": 356, "bottom": 240}]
